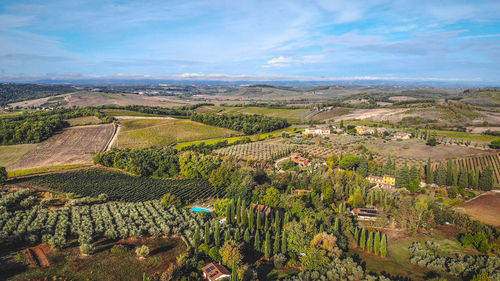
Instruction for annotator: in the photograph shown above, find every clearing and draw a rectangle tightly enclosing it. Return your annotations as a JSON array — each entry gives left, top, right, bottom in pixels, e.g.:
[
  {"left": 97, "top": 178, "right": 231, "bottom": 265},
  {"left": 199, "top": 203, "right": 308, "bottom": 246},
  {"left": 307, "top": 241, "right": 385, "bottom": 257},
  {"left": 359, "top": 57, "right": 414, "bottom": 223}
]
[
  {"left": 8, "top": 123, "right": 114, "bottom": 171},
  {"left": 116, "top": 118, "right": 239, "bottom": 148},
  {"left": 457, "top": 191, "right": 500, "bottom": 227},
  {"left": 11, "top": 236, "right": 187, "bottom": 281},
  {"left": 0, "top": 144, "right": 36, "bottom": 167}
]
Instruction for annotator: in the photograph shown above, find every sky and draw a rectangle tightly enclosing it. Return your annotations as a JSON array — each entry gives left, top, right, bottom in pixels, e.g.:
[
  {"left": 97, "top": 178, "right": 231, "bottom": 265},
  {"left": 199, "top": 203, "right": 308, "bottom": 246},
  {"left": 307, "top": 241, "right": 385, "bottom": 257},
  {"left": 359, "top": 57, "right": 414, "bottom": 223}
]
[{"left": 0, "top": 0, "right": 499, "bottom": 82}]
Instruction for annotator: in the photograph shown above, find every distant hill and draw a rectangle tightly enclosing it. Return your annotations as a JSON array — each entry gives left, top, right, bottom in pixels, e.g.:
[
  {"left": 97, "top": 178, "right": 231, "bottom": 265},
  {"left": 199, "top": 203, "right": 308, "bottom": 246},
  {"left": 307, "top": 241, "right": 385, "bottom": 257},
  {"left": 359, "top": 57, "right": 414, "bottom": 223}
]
[{"left": 0, "top": 83, "right": 77, "bottom": 105}]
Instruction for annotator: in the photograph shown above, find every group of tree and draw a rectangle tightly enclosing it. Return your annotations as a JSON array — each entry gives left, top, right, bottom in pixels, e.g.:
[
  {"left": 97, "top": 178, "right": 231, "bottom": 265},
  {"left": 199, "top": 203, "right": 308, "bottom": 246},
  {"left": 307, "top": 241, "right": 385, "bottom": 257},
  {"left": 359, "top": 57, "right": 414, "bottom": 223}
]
[
  {"left": 428, "top": 159, "right": 494, "bottom": 191},
  {"left": 190, "top": 112, "right": 289, "bottom": 135},
  {"left": 353, "top": 227, "right": 387, "bottom": 257},
  {"left": 0, "top": 83, "right": 76, "bottom": 105}
]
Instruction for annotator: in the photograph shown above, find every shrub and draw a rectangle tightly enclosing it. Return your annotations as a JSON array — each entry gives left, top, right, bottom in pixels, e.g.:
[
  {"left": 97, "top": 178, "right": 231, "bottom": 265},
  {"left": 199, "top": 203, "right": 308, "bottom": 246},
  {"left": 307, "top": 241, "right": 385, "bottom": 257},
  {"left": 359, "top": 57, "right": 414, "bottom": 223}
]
[
  {"left": 79, "top": 243, "right": 95, "bottom": 255},
  {"left": 136, "top": 245, "right": 150, "bottom": 258},
  {"left": 274, "top": 253, "right": 287, "bottom": 268}
]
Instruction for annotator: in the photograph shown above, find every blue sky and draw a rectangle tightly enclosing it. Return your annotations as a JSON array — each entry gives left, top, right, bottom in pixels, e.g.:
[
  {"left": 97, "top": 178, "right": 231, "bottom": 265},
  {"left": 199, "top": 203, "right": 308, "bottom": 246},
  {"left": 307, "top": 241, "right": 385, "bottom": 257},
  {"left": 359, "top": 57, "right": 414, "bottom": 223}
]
[{"left": 0, "top": 0, "right": 499, "bottom": 82}]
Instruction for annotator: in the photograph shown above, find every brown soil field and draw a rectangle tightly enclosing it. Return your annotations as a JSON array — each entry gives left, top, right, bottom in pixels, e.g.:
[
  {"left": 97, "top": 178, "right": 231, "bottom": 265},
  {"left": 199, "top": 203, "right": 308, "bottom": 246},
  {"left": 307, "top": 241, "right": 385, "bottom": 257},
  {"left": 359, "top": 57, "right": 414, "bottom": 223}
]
[
  {"left": 467, "top": 126, "right": 500, "bottom": 134},
  {"left": 8, "top": 123, "right": 114, "bottom": 171},
  {"left": 459, "top": 191, "right": 500, "bottom": 227},
  {"left": 335, "top": 108, "right": 409, "bottom": 122},
  {"left": 311, "top": 107, "right": 353, "bottom": 121}
]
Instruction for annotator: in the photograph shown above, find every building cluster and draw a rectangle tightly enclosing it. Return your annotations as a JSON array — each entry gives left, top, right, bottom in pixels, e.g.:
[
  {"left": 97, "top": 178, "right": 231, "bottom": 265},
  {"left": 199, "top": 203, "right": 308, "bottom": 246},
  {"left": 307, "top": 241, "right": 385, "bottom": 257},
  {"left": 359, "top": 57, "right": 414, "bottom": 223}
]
[
  {"left": 355, "top": 126, "right": 377, "bottom": 135},
  {"left": 351, "top": 208, "right": 379, "bottom": 221},
  {"left": 303, "top": 126, "right": 331, "bottom": 136},
  {"left": 202, "top": 263, "right": 231, "bottom": 281},
  {"left": 290, "top": 152, "right": 310, "bottom": 167},
  {"left": 366, "top": 175, "right": 396, "bottom": 190}
]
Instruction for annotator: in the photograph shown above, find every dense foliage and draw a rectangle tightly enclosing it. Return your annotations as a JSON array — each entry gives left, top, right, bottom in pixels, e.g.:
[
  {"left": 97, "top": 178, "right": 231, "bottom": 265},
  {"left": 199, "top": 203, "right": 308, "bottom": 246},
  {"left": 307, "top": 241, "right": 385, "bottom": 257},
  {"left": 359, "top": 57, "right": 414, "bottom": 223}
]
[
  {"left": 0, "top": 107, "right": 111, "bottom": 144},
  {"left": 18, "top": 168, "right": 221, "bottom": 203},
  {"left": 190, "top": 112, "right": 289, "bottom": 134},
  {"left": 0, "top": 83, "right": 75, "bottom": 105}
]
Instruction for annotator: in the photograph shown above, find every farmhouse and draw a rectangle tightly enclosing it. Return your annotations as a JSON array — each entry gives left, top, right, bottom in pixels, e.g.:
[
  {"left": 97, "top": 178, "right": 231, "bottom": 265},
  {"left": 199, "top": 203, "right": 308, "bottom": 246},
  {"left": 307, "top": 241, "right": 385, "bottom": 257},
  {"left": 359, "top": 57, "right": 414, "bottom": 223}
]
[
  {"left": 366, "top": 175, "right": 396, "bottom": 190},
  {"left": 294, "top": 189, "right": 312, "bottom": 196},
  {"left": 351, "top": 208, "right": 379, "bottom": 221},
  {"left": 394, "top": 132, "right": 411, "bottom": 140},
  {"left": 251, "top": 203, "right": 273, "bottom": 216},
  {"left": 356, "top": 126, "right": 376, "bottom": 135},
  {"left": 290, "top": 152, "right": 310, "bottom": 167},
  {"left": 202, "top": 263, "right": 231, "bottom": 281},
  {"left": 303, "top": 126, "right": 330, "bottom": 136}
]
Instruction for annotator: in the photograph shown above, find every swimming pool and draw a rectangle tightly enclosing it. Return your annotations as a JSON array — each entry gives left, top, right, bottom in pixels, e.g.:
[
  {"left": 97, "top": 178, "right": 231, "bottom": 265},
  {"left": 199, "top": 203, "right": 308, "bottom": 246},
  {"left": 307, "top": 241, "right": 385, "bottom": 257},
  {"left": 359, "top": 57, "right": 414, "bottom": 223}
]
[{"left": 190, "top": 206, "right": 213, "bottom": 213}]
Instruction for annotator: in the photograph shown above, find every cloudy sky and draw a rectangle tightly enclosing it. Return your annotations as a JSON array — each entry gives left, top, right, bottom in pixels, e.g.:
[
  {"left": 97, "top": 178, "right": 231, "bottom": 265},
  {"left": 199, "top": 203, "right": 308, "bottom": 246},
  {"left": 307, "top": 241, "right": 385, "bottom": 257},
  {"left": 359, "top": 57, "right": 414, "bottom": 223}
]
[{"left": 0, "top": 0, "right": 499, "bottom": 81}]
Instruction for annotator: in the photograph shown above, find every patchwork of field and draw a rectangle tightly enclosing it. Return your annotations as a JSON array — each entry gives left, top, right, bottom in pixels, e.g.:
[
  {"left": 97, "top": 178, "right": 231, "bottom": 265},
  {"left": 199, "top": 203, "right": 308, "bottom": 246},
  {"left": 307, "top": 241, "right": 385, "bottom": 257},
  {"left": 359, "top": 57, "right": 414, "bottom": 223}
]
[
  {"left": 459, "top": 191, "right": 500, "bottom": 227},
  {"left": 8, "top": 123, "right": 114, "bottom": 171},
  {"left": 116, "top": 118, "right": 240, "bottom": 148}
]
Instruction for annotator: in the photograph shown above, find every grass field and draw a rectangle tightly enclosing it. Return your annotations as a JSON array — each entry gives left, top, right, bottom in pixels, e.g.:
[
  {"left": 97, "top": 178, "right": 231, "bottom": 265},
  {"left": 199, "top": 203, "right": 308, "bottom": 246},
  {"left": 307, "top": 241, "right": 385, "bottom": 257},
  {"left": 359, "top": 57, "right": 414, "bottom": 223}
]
[
  {"left": 7, "top": 164, "right": 89, "bottom": 178},
  {"left": 66, "top": 115, "right": 102, "bottom": 126},
  {"left": 196, "top": 105, "right": 310, "bottom": 122},
  {"left": 10, "top": 236, "right": 186, "bottom": 281},
  {"left": 0, "top": 144, "right": 37, "bottom": 167},
  {"left": 173, "top": 126, "right": 299, "bottom": 150},
  {"left": 117, "top": 118, "right": 240, "bottom": 148},
  {"left": 430, "top": 129, "right": 498, "bottom": 143}
]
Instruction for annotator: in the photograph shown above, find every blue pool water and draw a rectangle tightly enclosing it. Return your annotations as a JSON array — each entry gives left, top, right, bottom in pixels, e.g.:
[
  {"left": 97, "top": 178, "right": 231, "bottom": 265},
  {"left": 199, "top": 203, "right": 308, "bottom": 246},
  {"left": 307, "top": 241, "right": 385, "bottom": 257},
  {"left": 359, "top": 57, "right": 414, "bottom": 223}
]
[{"left": 191, "top": 206, "right": 212, "bottom": 213}]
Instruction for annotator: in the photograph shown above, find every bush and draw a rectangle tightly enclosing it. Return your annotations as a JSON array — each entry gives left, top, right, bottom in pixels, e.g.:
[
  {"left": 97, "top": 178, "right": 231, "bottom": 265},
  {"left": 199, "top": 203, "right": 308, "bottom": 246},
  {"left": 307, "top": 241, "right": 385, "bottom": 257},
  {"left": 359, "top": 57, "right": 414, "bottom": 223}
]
[
  {"left": 426, "top": 137, "right": 437, "bottom": 146},
  {"left": 136, "top": 245, "right": 150, "bottom": 258},
  {"left": 274, "top": 253, "right": 287, "bottom": 268},
  {"left": 79, "top": 243, "right": 95, "bottom": 255}
]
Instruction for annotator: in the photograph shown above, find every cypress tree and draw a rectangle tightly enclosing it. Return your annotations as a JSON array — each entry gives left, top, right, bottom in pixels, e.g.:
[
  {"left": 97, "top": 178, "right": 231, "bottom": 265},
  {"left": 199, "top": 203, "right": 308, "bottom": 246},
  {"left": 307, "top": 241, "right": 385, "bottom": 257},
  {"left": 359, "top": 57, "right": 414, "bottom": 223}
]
[
  {"left": 284, "top": 211, "right": 289, "bottom": 225},
  {"left": 234, "top": 228, "right": 240, "bottom": 241},
  {"left": 225, "top": 230, "right": 231, "bottom": 242},
  {"left": 446, "top": 160, "right": 454, "bottom": 186},
  {"left": 215, "top": 223, "right": 221, "bottom": 247},
  {"left": 396, "top": 163, "right": 409, "bottom": 188},
  {"left": 264, "top": 214, "right": 269, "bottom": 231},
  {"left": 274, "top": 210, "right": 281, "bottom": 232},
  {"left": 374, "top": 231, "right": 381, "bottom": 256},
  {"left": 236, "top": 203, "right": 241, "bottom": 225},
  {"left": 194, "top": 226, "right": 200, "bottom": 249},
  {"left": 358, "top": 155, "right": 368, "bottom": 177},
  {"left": 274, "top": 232, "right": 280, "bottom": 255},
  {"left": 458, "top": 168, "right": 469, "bottom": 189},
  {"left": 257, "top": 209, "right": 262, "bottom": 230},
  {"left": 244, "top": 228, "right": 250, "bottom": 243},
  {"left": 360, "top": 228, "right": 366, "bottom": 250},
  {"left": 319, "top": 224, "right": 324, "bottom": 233},
  {"left": 409, "top": 165, "right": 420, "bottom": 182},
  {"left": 204, "top": 223, "right": 210, "bottom": 245},
  {"left": 281, "top": 230, "right": 287, "bottom": 254},
  {"left": 334, "top": 217, "right": 340, "bottom": 233},
  {"left": 354, "top": 227, "right": 359, "bottom": 243},
  {"left": 241, "top": 206, "right": 247, "bottom": 226},
  {"left": 226, "top": 203, "right": 232, "bottom": 224},
  {"left": 479, "top": 166, "right": 494, "bottom": 191},
  {"left": 380, "top": 234, "right": 387, "bottom": 257},
  {"left": 264, "top": 231, "right": 272, "bottom": 259},
  {"left": 248, "top": 208, "right": 254, "bottom": 230},
  {"left": 367, "top": 232, "right": 373, "bottom": 253},
  {"left": 435, "top": 164, "right": 447, "bottom": 186},
  {"left": 232, "top": 260, "right": 239, "bottom": 281},
  {"left": 426, "top": 158, "right": 433, "bottom": 184},
  {"left": 254, "top": 230, "right": 261, "bottom": 251},
  {"left": 472, "top": 169, "right": 480, "bottom": 189}
]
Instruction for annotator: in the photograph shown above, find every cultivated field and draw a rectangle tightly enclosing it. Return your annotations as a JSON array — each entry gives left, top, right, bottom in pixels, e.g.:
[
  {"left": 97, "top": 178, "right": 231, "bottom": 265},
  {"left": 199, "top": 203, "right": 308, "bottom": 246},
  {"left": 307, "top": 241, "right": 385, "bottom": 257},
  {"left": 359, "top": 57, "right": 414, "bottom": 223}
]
[
  {"left": 459, "top": 191, "right": 500, "bottom": 227},
  {"left": 0, "top": 144, "right": 36, "bottom": 167},
  {"left": 116, "top": 118, "right": 239, "bottom": 148},
  {"left": 66, "top": 115, "right": 102, "bottom": 126},
  {"left": 8, "top": 124, "right": 115, "bottom": 171},
  {"left": 196, "top": 105, "right": 311, "bottom": 122}
]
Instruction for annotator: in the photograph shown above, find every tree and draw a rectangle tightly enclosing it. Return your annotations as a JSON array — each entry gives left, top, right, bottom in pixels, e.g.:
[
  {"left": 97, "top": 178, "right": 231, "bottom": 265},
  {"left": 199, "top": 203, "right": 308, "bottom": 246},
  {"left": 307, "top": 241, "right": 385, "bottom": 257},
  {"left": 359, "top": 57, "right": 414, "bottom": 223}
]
[
  {"left": 357, "top": 155, "right": 368, "bottom": 177},
  {"left": 327, "top": 154, "right": 339, "bottom": 169},
  {"left": 256, "top": 209, "right": 262, "bottom": 230},
  {"left": 136, "top": 245, "right": 150, "bottom": 258},
  {"left": 396, "top": 163, "right": 409, "bottom": 188},
  {"left": 194, "top": 227, "right": 200, "bottom": 249},
  {"left": 220, "top": 240, "right": 242, "bottom": 269},
  {"left": 374, "top": 232, "right": 381, "bottom": 256},
  {"left": 209, "top": 165, "right": 232, "bottom": 192},
  {"left": 435, "top": 164, "right": 447, "bottom": 186},
  {"left": 479, "top": 166, "right": 494, "bottom": 191},
  {"left": 380, "top": 234, "right": 387, "bottom": 257},
  {"left": 360, "top": 228, "right": 367, "bottom": 250},
  {"left": 489, "top": 139, "right": 500, "bottom": 149},
  {"left": 274, "top": 231, "right": 281, "bottom": 255},
  {"left": 264, "top": 231, "right": 272, "bottom": 259},
  {"left": 348, "top": 188, "right": 365, "bottom": 208},
  {"left": 471, "top": 272, "right": 491, "bottom": 281},
  {"left": 334, "top": 217, "right": 340, "bottom": 233},
  {"left": 446, "top": 160, "right": 454, "bottom": 186},
  {"left": 215, "top": 223, "right": 221, "bottom": 247},
  {"left": 262, "top": 187, "right": 281, "bottom": 207},
  {"left": 426, "top": 137, "right": 437, "bottom": 146},
  {"left": 300, "top": 246, "right": 329, "bottom": 270},
  {"left": 367, "top": 232, "right": 373, "bottom": 253},
  {"left": 339, "top": 155, "right": 360, "bottom": 170},
  {"left": 79, "top": 243, "right": 95, "bottom": 255},
  {"left": 0, "top": 167, "right": 7, "bottom": 185},
  {"left": 248, "top": 208, "right": 254, "bottom": 230},
  {"left": 209, "top": 246, "right": 222, "bottom": 261},
  {"left": 310, "top": 232, "right": 342, "bottom": 258},
  {"left": 244, "top": 228, "right": 250, "bottom": 243},
  {"left": 458, "top": 168, "right": 469, "bottom": 189},
  {"left": 281, "top": 230, "right": 287, "bottom": 254},
  {"left": 425, "top": 158, "right": 433, "bottom": 184},
  {"left": 204, "top": 223, "right": 210, "bottom": 245},
  {"left": 231, "top": 261, "right": 239, "bottom": 281},
  {"left": 225, "top": 230, "right": 231, "bottom": 242},
  {"left": 254, "top": 230, "right": 261, "bottom": 251}
]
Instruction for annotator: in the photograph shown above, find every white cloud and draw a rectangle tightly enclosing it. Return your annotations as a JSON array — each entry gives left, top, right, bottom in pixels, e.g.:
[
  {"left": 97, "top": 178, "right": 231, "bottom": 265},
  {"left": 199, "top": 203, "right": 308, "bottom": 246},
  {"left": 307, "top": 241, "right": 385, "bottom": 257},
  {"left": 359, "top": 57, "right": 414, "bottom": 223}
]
[{"left": 267, "top": 56, "right": 293, "bottom": 66}]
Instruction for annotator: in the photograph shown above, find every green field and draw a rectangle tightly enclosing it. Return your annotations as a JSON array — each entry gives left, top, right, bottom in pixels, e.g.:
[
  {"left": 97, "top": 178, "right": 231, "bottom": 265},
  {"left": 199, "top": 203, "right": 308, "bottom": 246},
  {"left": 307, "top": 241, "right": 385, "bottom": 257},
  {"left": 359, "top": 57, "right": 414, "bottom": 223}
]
[
  {"left": 7, "top": 164, "right": 89, "bottom": 177},
  {"left": 117, "top": 118, "right": 240, "bottom": 148},
  {"left": 0, "top": 144, "right": 36, "bottom": 167},
  {"left": 101, "top": 109, "right": 166, "bottom": 117},
  {"left": 173, "top": 126, "right": 299, "bottom": 150},
  {"left": 196, "top": 105, "right": 310, "bottom": 122},
  {"left": 430, "top": 129, "right": 498, "bottom": 143}
]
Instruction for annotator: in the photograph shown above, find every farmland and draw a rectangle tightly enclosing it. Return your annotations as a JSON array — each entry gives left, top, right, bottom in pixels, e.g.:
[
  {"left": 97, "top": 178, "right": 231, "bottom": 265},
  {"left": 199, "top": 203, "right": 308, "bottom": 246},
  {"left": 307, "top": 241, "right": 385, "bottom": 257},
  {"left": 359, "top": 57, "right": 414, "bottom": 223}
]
[
  {"left": 444, "top": 153, "right": 500, "bottom": 184},
  {"left": 459, "top": 191, "right": 500, "bottom": 227},
  {"left": 215, "top": 142, "right": 293, "bottom": 160},
  {"left": 116, "top": 118, "right": 240, "bottom": 148},
  {"left": 17, "top": 168, "right": 222, "bottom": 202},
  {"left": 0, "top": 144, "right": 36, "bottom": 167},
  {"left": 7, "top": 123, "right": 114, "bottom": 171},
  {"left": 66, "top": 115, "right": 102, "bottom": 126},
  {"left": 196, "top": 105, "right": 311, "bottom": 122}
]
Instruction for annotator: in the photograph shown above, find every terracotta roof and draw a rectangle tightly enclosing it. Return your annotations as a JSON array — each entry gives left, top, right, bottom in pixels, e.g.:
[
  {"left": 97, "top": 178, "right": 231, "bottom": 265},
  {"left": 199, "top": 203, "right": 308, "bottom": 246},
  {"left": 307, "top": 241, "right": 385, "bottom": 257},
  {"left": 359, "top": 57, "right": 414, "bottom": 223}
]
[{"left": 202, "top": 263, "right": 230, "bottom": 281}]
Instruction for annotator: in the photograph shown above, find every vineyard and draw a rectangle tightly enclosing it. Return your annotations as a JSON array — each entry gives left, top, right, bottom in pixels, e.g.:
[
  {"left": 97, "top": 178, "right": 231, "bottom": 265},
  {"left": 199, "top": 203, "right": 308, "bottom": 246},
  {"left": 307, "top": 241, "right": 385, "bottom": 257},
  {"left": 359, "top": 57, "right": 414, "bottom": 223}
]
[
  {"left": 215, "top": 142, "right": 293, "bottom": 160},
  {"left": 18, "top": 168, "right": 222, "bottom": 202},
  {"left": 0, "top": 189, "right": 205, "bottom": 249},
  {"left": 440, "top": 153, "right": 500, "bottom": 185}
]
